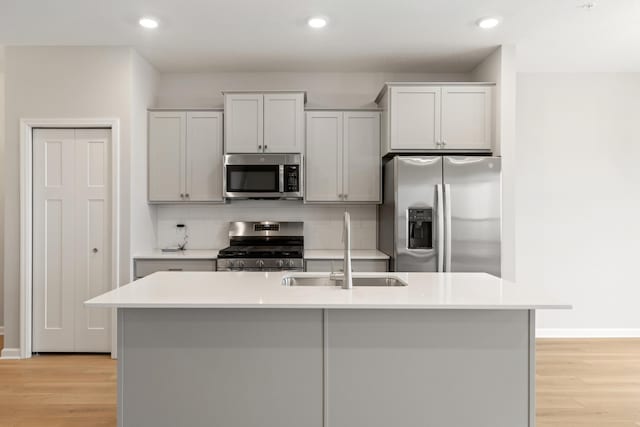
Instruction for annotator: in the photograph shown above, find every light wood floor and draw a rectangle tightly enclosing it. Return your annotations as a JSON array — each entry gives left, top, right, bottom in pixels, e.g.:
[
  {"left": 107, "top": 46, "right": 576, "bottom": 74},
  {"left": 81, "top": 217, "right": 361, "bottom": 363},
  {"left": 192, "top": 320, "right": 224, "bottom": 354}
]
[
  {"left": 1, "top": 336, "right": 639, "bottom": 426},
  {"left": 537, "top": 339, "right": 640, "bottom": 426}
]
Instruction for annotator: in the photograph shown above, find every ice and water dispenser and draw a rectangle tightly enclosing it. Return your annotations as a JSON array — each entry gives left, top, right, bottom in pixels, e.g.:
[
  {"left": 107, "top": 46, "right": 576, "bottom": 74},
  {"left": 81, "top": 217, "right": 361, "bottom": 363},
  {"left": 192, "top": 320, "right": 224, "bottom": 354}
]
[{"left": 408, "top": 208, "right": 433, "bottom": 249}]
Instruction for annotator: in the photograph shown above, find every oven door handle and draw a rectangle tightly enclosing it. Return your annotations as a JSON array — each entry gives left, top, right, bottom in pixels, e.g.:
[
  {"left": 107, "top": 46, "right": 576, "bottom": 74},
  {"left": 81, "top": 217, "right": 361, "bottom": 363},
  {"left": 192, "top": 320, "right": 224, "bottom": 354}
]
[{"left": 279, "top": 165, "right": 285, "bottom": 193}]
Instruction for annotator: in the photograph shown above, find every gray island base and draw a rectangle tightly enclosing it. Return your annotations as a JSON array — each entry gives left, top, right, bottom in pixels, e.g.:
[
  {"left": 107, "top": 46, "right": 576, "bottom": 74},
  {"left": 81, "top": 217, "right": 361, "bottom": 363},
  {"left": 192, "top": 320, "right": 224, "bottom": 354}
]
[
  {"left": 118, "top": 308, "right": 534, "bottom": 427},
  {"left": 85, "top": 271, "right": 568, "bottom": 427}
]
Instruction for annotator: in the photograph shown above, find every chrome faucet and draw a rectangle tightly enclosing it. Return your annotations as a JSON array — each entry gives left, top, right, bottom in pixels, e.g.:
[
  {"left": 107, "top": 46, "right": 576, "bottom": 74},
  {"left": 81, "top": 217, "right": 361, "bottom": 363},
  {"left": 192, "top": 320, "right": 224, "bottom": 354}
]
[
  {"left": 343, "top": 211, "right": 353, "bottom": 289},
  {"left": 329, "top": 211, "right": 353, "bottom": 289}
]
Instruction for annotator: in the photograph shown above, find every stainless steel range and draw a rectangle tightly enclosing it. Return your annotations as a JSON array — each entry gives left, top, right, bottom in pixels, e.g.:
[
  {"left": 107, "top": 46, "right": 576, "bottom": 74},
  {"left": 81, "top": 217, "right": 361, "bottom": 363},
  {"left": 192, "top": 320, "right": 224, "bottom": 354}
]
[{"left": 216, "top": 222, "right": 304, "bottom": 272}]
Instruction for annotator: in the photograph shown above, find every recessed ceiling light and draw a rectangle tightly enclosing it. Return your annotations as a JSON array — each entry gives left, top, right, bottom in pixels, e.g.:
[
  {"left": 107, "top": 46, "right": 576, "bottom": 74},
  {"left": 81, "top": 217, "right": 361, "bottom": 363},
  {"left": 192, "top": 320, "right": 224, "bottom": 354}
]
[
  {"left": 477, "top": 17, "right": 501, "bottom": 29},
  {"left": 139, "top": 17, "right": 159, "bottom": 29},
  {"left": 308, "top": 16, "right": 328, "bottom": 29},
  {"left": 578, "top": 2, "right": 596, "bottom": 10}
]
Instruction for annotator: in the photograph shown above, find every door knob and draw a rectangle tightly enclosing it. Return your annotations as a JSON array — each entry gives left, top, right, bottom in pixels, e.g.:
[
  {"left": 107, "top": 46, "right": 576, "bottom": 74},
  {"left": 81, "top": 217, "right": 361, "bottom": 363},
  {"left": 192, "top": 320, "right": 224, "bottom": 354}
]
[{"left": 92, "top": 248, "right": 98, "bottom": 253}]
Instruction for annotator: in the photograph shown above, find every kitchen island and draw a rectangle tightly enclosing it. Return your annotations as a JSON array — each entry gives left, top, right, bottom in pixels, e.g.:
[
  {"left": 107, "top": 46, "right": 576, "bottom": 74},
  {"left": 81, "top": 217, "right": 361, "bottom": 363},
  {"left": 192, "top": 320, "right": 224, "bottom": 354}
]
[{"left": 86, "top": 271, "right": 569, "bottom": 427}]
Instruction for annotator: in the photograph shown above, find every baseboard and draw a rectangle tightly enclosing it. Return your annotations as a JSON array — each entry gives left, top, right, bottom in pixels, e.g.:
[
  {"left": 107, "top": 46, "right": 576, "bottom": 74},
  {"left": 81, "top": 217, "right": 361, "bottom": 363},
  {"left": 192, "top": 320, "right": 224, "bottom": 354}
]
[
  {"left": 0, "top": 348, "right": 21, "bottom": 360},
  {"left": 537, "top": 328, "right": 640, "bottom": 338}
]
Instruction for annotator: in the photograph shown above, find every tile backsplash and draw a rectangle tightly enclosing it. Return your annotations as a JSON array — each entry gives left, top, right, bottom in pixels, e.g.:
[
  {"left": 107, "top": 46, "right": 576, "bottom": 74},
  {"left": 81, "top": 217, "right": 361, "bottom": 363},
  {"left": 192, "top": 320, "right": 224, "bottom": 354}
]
[{"left": 156, "top": 201, "right": 378, "bottom": 250}]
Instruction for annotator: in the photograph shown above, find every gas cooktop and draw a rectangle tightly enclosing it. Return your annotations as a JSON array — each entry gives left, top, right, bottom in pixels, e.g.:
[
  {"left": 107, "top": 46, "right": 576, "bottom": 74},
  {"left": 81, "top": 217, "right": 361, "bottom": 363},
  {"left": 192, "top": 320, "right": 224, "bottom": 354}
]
[
  {"left": 216, "top": 221, "right": 304, "bottom": 272},
  {"left": 217, "top": 245, "right": 303, "bottom": 259}
]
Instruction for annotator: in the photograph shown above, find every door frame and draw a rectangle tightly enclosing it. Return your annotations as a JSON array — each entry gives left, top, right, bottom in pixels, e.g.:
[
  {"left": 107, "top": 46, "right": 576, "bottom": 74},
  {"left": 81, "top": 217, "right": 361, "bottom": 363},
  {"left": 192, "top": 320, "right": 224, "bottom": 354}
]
[{"left": 19, "top": 118, "right": 121, "bottom": 359}]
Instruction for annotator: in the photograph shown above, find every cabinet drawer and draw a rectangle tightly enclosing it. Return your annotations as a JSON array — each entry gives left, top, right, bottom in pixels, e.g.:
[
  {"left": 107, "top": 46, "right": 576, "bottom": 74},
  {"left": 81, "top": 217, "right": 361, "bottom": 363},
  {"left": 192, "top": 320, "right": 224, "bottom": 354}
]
[
  {"left": 305, "top": 259, "right": 388, "bottom": 273},
  {"left": 134, "top": 259, "right": 216, "bottom": 278}
]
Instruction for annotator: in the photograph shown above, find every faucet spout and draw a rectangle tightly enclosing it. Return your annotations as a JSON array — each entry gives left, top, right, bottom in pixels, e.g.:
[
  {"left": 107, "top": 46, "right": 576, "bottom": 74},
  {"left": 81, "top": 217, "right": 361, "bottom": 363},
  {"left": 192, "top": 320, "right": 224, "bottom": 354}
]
[{"left": 342, "top": 211, "right": 353, "bottom": 290}]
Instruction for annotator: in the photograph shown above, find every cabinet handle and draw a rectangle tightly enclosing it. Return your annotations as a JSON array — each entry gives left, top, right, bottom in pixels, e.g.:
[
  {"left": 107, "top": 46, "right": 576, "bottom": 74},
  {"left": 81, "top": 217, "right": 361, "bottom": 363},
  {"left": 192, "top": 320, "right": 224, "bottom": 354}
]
[
  {"left": 442, "top": 140, "right": 447, "bottom": 147},
  {"left": 180, "top": 193, "right": 184, "bottom": 198},
  {"left": 258, "top": 145, "right": 262, "bottom": 150},
  {"left": 185, "top": 193, "right": 190, "bottom": 198},
  {"left": 168, "top": 268, "right": 183, "bottom": 272},
  {"left": 264, "top": 144, "right": 268, "bottom": 150}
]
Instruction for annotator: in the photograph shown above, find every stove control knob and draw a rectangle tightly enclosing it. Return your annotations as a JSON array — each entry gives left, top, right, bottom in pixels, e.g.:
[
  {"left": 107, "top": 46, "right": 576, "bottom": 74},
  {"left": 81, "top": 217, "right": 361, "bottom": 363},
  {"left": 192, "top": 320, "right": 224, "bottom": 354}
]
[
  {"left": 256, "top": 260, "right": 265, "bottom": 268},
  {"left": 287, "top": 260, "right": 295, "bottom": 268},
  {"left": 227, "top": 260, "right": 235, "bottom": 268},
  {"left": 237, "top": 260, "right": 245, "bottom": 268},
  {"left": 276, "top": 260, "right": 284, "bottom": 268}
]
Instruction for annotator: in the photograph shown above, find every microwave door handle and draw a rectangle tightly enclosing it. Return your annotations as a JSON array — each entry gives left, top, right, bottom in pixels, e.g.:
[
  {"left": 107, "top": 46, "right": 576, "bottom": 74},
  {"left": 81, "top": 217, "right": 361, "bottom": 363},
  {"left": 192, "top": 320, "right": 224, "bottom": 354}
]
[
  {"left": 279, "top": 165, "right": 284, "bottom": 193},
  {"left": 436, "top": 184, "right": 444, "bottom": 272}
]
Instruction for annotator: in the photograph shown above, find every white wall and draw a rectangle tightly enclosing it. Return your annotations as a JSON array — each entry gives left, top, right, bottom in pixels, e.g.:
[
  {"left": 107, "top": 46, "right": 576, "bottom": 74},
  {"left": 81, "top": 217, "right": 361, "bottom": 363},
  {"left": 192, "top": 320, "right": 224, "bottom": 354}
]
[
  {"left": 516, "top": 73, "right": 640, "bottom": 336},
  {"left": 130, "top": 52, "right": 159, "bottom": 261},
  {"left": 0, "top": 71, "right": 4, "bottom": 331},
  {"left": 471, "top": 45, "right": 517, "bottom": 281},
  {"left": 156, "top": 71, "right": 470, "bottom": 109},
  {"left": 2, "top": 46, "right": 135, "bottom": 351}
]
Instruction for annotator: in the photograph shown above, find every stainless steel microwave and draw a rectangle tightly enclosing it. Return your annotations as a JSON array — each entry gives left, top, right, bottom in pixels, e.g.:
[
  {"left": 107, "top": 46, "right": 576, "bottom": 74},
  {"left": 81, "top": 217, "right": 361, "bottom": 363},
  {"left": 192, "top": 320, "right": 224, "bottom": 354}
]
[{"left": 223, "top": 154, "right": 303, "bottom": 199}]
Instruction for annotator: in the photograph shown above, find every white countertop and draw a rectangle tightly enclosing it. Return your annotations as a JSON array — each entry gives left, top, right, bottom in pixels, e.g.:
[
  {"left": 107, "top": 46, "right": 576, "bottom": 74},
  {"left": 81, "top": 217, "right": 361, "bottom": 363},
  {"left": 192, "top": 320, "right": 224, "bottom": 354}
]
[
  {"left": 134, "top": 249, "right": 219, "bottom": 259},
  {"left": 86, "top": 271, "right": 569, "bottom": 310},
  {"left": 304, "top": 249, "right": 389, "bottom": 260}
]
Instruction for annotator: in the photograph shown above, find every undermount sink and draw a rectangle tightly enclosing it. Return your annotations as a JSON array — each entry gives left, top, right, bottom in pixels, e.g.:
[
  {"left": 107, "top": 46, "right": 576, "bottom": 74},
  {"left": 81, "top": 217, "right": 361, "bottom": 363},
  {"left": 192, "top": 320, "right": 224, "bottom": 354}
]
[{"left": 281, "top": 275, "right": 408, "bottom": 288}]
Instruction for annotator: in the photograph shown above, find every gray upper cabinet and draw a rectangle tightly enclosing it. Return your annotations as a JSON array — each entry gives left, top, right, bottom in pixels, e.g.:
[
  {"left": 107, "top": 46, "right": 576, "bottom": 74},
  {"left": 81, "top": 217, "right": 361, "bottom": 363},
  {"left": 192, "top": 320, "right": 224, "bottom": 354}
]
[
  {"left": 148, "top": 111, "right": 185, "bottom": 202},
  {"left": 305, "top": 111, "right": 380, "bottom": 204},
  {"left": 440, "top": 85, "right": 493, "bottom": 150},
  {"left": 224, "top": 92, "right": 304, "bottom": 154},
  {"left": 148, "top": 110, "right": 224, "bottom": 203},
  {"left": 378, "top": 83, "right": 494, "bottom": 155}
]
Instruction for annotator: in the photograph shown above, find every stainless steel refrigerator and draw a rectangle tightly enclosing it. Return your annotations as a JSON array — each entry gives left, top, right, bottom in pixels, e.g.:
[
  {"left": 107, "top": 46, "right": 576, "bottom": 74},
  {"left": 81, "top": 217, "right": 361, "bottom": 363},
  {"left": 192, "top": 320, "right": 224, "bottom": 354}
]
[{"left": 378, "top": 156, "right": 501, "bottom": 276}]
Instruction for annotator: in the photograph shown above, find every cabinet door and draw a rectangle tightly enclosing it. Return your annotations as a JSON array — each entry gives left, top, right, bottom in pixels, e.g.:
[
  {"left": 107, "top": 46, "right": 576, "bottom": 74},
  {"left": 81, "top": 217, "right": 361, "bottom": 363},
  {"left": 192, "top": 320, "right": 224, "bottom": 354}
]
[
  {"left": 264, "top": 93, "right": 304, "bottom": 153},
  {"left": 390, "top": 86, "right": 441, "bottom": 150},
  {"left": 224, "top": 94, "right": 263, "bottom": 153},
  {"left": 305, "top": 112, "right": 343, "bottom": 202},
  {"left": 134, "top": 259, "right": 216, "bottom": 279},
  {"left": 186, "top": 112, "right": 224, "bottom": 202},
  {"left": 343, "top": 112, "right": 381, "bottom": 203},
  {"left": 441, "top": 86, "right": 492, "bottom": 150},
  {"left": 149, "top": 111, "right": 186, "bottom": 202}
]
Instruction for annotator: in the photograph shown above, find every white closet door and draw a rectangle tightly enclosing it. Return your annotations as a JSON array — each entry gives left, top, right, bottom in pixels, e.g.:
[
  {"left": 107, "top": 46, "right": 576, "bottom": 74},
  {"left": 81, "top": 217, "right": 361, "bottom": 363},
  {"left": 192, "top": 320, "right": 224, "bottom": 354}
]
[
  {"left": 33, "top": 128, "right": 112, "bottom": 353},
  {"left": 73, "top": 129, "right": 112, "bottom": 352},
  {"left": 33, "top": 129, "right": 77, "bottom": 352}
]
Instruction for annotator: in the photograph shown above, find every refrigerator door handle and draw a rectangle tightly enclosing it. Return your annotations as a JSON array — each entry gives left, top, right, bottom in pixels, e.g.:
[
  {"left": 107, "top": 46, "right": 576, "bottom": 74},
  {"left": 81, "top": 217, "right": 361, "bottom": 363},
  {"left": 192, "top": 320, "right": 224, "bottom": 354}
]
[
  {"left": 444, "top": 183, "right": 452, "bottom": 272},
  {"left": 436, "top": 184, "right": 445, "bottom": 272}
]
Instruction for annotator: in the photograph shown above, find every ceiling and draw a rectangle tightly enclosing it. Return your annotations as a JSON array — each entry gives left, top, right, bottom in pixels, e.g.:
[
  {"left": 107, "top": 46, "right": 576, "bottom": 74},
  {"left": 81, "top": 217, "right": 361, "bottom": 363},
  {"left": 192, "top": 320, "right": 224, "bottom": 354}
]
[{"left": 0, "top": 0, "right": 638, "bottom": 73}]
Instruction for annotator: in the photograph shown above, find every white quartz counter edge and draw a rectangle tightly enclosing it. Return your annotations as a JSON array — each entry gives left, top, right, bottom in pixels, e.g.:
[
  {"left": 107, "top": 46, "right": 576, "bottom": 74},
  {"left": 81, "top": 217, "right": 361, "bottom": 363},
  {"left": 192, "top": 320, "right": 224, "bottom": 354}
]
[
  {"left": 86, "top": 272, "right": 570, "bottom": 310},
  {"left": 303, "top": 250, "right": 389, "bottom": 260}
]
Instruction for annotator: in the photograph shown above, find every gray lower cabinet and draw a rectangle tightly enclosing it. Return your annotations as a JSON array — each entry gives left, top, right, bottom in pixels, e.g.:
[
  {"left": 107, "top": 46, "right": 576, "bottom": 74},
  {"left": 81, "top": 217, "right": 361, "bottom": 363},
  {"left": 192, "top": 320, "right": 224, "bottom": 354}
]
[
  {"left": 118, "top": 308, "right": 532, "bottom": 427},
  {"left": 326, "top": 309, "right": 530, "bottom": 427},
  {"left": 119, "top": 309, "right": 323, "bottom": 427},
  {"left": 133, "top": 259, "right": 216, "bottom": 279},
  {"left": 305, "top": 259, "right": 388, "bottom": 272}
]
